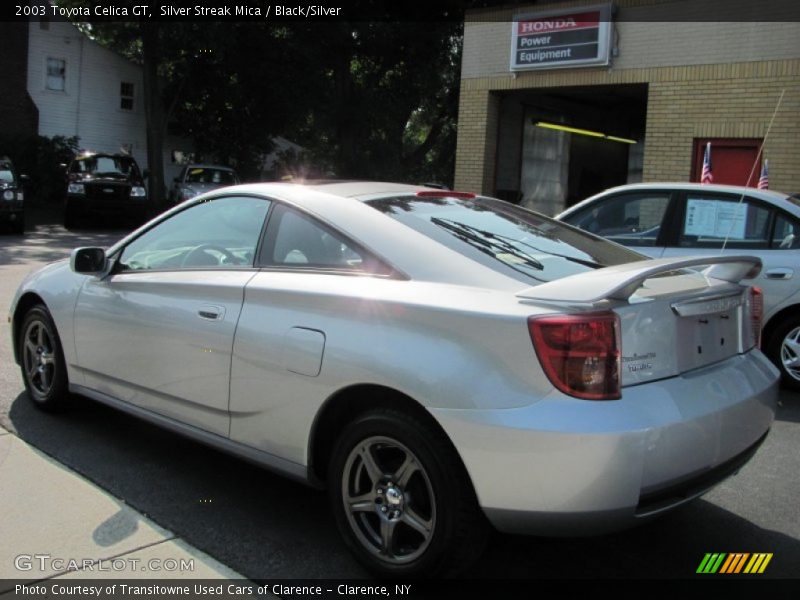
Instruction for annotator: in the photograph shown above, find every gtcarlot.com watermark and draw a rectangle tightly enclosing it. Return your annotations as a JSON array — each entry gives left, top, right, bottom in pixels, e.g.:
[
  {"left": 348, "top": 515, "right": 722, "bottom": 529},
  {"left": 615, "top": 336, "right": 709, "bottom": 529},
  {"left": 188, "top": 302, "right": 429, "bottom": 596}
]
[{"left": 14, "top": 553, "right": 195, "bottom": 573}]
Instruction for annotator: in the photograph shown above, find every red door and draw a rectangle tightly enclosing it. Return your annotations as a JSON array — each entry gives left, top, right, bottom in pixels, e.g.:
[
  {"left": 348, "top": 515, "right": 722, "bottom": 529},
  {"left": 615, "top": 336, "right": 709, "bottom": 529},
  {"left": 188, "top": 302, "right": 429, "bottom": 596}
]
[{"left": 691, "top": 138, "right": 761, "bottom": 187}]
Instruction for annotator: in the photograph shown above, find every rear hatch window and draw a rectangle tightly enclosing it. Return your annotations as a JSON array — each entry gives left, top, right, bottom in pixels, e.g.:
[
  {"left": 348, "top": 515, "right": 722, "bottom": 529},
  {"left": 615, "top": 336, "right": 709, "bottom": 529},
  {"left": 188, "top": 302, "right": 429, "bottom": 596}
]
[{"left": 367, "top": 195, "right": 644, "bottom": 285}]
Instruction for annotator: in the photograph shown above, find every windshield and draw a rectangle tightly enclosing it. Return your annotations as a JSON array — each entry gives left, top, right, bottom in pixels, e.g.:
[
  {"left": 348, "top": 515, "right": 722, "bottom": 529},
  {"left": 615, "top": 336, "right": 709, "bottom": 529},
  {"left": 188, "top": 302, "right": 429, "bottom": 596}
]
[
  {"left": 367, "top": 195, "right": 645, "bottom": 285},
  {"left": 184, "top": 168, "right": 237, "bottom": 185},
  {"left": 71, "top": 156, "right": 141, "bottom": 179},
  {"left": 0, "top": 162, "right": 15, "bottom": 184}
]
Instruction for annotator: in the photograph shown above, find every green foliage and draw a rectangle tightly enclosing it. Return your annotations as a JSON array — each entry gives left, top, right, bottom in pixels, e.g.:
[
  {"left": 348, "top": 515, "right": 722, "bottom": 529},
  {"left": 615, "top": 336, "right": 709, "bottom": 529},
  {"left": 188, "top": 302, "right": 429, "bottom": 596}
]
[
  {"left": 0, "top": 134, "right": 79, "bottom": 203},
  {"left": 51, "top": 2, "right": 464, "bottom": 186},
  {"left": 294, "top": 21, "right": 464, "bottom": 186}
]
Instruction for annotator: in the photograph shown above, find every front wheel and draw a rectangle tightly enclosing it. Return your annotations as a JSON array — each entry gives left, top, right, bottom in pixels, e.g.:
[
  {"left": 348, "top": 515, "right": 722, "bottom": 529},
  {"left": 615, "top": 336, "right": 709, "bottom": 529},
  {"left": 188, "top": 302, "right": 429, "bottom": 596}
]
[
  {"left": 765, "top": 315, "right": 800, "bottom": 391},
  {"left": 18, "top": 305, "right": 69, "bottom": 411},
  {"left": 328, "top": 409, "right": 488, "bottom": 577}
]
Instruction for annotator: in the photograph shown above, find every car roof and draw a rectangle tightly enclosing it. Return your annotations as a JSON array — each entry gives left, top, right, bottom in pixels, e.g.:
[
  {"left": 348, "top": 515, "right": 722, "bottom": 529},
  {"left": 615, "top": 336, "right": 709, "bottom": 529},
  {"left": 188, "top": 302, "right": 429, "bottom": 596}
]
[
  {"left": 590, "top": 182, "right": 787, "bottom": 201},
  {"left": 558, "top": 182, "right": 796, "bottom": 218},
  {"left": 110, "top": 181, "right": 524, "bottom": 291},
  {"left": 298, "top": 180, "right": 432, "bottom": 198}
]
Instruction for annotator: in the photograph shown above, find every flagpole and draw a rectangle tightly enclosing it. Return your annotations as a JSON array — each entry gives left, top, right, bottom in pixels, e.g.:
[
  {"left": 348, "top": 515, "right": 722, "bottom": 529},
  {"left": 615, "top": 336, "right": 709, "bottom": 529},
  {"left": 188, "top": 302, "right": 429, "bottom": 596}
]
[{"left": 719, "top": 88, "right": 786, "bottom": 254}]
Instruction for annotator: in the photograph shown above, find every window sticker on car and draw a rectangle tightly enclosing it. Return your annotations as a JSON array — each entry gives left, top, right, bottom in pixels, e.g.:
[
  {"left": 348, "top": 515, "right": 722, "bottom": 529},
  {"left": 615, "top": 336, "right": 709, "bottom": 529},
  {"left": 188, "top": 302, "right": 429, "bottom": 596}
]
[{"left": 685, "top": 198, "right": 747, "bottom": 240}]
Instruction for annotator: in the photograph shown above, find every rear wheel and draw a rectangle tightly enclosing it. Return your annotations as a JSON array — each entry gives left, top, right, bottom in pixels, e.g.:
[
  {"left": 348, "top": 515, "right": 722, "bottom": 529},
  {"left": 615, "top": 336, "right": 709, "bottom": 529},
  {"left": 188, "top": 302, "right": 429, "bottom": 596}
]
[
  {"left": 328, "top": 409, "right": 488, "bottom": 577},
  {"left": 11, "top": 215, "right": 24, "bottom": 234},
  {"left": 766, "top": 314, "right": 800, "bottom": 391},
  {"left": 18, "top": 305, "right": 69, "bottom": 411}
]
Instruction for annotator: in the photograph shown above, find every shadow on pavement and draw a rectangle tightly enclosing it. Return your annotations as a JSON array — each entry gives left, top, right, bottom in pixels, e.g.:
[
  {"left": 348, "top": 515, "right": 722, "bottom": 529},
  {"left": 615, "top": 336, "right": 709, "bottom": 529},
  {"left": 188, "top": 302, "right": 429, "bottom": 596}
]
[
  {"left": 0, "top": 225, "right": 129, "bottom": 266},
  {"left": 776, "top": 392, "right": 800, "bottom": 424},
  {"left": 8, "top": 391, "right": 800, "bottom": 579}
]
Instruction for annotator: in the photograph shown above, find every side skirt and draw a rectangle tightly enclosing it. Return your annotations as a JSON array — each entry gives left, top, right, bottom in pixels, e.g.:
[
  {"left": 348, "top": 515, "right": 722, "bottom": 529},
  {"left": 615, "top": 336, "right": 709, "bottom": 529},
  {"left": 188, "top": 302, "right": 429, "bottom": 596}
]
[{"left": 69, "top": 383, "right": 317, "bottom": 487}]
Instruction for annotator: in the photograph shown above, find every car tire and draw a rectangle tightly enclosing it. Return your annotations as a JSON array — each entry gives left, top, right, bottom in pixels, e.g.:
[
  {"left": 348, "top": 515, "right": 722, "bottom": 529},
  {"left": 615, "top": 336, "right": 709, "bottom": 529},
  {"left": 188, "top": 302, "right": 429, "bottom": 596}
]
[
  {"left": 328, "top": 408, "right": 489, "bottom": 577},
  {"left": 766, "top": 315, "right": 800, "bottom": 392},
  {"left": 12, "top": 216, "right": 25, "bottom": 234},
  {"left": 18, "top": 305, "right": 69, "bottom": 411}
]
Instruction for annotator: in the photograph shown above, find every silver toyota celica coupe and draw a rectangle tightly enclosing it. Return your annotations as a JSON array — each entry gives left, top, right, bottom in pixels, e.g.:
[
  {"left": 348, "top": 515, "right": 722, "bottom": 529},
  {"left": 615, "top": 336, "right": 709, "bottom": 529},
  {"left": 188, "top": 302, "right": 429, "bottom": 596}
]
[{"left": 9, "top": 182, "right": 778, "bottom": 576}]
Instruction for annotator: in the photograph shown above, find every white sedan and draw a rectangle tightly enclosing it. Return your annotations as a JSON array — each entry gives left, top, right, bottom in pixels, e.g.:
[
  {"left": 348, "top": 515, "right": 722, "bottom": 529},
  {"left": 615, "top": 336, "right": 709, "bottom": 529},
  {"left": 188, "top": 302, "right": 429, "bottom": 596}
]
[
  {"left": 558, "top": 183, "right": 800, "bottom": 390},
  {"left": 10, "top": 182, "right": 777, "bottom": 576}
]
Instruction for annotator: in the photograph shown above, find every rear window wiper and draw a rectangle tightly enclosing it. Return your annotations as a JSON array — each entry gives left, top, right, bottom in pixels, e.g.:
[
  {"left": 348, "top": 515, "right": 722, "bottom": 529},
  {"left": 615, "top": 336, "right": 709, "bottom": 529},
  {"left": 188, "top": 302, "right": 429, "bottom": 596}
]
[
  {"left": 430, "top": 217, "right": 546, "bottom": 277},
  {"left": 488, "top": 231, "right": 606, "bottom": 269},
  {"left": 434, "top": 217, "right": 605, "bottom": 270}
]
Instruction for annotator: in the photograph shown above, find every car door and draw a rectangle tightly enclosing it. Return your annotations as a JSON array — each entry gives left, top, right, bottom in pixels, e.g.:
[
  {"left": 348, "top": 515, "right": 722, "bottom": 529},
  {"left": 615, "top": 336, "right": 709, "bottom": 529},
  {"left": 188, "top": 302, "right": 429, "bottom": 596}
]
[
  {"left": 560, "top": 190, "right": 676, "bottom": 258},
  {"left": 72, "top": 195, "right": 271, "bottom": 436},
  {"left": 660, "top": 190, "right": 799, "bottom": 320},
  {"left": 228, "top": 203, "right": 391, "bottom": 464}
]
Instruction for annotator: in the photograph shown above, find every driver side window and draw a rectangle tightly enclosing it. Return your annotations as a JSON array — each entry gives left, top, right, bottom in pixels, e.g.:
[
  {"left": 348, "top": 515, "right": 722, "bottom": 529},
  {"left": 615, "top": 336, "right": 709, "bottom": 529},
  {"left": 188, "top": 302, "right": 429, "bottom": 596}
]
[{"left": 119, "top": 196, "right": 270, "bottom": 271}]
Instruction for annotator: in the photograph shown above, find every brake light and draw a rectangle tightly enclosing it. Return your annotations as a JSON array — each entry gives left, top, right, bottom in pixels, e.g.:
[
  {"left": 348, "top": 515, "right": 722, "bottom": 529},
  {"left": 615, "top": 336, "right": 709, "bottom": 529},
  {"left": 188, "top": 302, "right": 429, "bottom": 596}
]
[
  {"left": 528, "top": 312, "right": 621, "bottom": 400},
  {"left": 749, "top": 286, "right": 763, "bottom": 348}
]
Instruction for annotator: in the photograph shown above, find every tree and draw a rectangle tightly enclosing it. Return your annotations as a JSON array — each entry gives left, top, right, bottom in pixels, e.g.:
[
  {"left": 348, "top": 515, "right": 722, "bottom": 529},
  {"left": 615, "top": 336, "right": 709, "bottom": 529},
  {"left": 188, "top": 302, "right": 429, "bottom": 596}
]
[
  {"left": 285, "top": 21, "right": 463, "bottom": 185},
  {"left": 55, "top": 3, "right": 465, "bottom": 188}
]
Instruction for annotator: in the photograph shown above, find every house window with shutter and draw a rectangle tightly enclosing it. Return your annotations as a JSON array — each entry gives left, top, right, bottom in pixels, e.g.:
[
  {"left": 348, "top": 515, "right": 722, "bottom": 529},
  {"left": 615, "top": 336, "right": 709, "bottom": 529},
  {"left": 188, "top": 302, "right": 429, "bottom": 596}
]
[
  {"left": 46, "top": 58, "right": 66, "bottom": 91},
  {"left": 120, "top": 82, "right": 134, "bottom": 110}
]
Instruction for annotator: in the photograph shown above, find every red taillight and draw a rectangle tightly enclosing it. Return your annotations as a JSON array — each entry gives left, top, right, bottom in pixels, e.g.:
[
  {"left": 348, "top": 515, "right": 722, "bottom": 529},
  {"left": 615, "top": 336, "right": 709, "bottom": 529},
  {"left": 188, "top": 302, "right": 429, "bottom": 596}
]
[
  {"left": 750, "top": 286, "right": 763, "bottom": 348},
  {"left": 528, "top": 312, "right": 621, "bottom": 400}
]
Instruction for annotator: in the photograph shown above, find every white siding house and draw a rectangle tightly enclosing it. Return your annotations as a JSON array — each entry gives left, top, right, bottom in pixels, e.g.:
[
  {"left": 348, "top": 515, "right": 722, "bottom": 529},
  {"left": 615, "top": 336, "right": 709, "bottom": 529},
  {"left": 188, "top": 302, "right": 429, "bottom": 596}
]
[{"left": 26, "top": 18, "right": 187, "bottom": 182}]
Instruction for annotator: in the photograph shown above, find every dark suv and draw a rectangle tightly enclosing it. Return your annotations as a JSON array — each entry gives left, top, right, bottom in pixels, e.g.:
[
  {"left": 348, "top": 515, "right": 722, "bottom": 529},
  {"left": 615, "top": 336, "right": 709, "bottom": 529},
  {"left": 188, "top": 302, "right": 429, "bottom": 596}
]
[
  {"left": 0, "top": 156, "right": 26, "bottom": 234},
  {"left": 65, "top": 152, "right": 149, "bottom": 228}
]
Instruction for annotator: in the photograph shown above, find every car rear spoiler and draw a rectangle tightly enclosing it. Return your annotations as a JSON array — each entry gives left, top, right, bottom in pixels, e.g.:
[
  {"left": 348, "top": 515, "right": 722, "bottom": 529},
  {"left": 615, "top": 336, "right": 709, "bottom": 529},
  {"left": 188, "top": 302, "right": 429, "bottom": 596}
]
[{"left": 517, "top": 255, "right": 762, "bottom": 305}]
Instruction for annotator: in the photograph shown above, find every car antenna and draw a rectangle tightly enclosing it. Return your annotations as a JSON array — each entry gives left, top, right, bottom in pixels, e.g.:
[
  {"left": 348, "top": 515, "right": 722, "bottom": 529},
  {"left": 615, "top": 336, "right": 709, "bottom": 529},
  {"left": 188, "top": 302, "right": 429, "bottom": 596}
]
[{"left": 720, "top": 88, "right": 785, "bottom": 254}]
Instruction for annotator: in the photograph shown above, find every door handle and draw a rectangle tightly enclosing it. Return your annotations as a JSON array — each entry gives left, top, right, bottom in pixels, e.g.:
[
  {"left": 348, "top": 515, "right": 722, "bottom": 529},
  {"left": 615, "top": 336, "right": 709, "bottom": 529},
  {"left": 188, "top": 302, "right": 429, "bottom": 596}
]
[
  {"left": 765, "top": 268, "right": 794, "bottom": 280},
  {"left": 197, "top": 305, "right": 225, "bottom": 320}
]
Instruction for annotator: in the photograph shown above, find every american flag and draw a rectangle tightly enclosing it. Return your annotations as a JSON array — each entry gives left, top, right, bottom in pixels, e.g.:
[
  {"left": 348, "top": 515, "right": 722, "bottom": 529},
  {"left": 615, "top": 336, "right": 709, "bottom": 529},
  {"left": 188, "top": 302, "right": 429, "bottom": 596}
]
[
  {"left": 701, "top": 142, "right": 713, "bottom": 184},
  {"left": 757, "top": 159, "right": 769, "bottom": 190}
]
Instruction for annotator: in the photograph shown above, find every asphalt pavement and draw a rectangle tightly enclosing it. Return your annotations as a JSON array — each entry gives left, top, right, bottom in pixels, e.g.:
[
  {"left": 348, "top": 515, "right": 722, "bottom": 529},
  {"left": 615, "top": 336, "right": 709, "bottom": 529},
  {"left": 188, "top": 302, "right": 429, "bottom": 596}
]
[{"left": 1, "top": 217, "right": 799, "bottom": 581}]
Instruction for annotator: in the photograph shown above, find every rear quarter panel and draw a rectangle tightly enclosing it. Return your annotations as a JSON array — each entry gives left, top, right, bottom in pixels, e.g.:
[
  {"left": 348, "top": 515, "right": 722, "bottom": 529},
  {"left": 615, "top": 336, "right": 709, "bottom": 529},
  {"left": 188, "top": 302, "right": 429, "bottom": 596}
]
[{"left": 228, "top": 272, "right": 550, "bottom": 465}]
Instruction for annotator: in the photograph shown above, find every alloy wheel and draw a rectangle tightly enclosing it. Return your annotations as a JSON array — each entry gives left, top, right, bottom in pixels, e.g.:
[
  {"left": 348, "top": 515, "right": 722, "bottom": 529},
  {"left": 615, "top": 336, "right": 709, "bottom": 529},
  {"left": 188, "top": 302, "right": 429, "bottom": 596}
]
[
  {"left": 22, "top": 319, "right": 57, "bottom": 397},
  {"left": 341, "top": 436, "right": 436, "bottom": 565},
  {"left": 780, "top": 326, "right": 800, "bottom": 382}
]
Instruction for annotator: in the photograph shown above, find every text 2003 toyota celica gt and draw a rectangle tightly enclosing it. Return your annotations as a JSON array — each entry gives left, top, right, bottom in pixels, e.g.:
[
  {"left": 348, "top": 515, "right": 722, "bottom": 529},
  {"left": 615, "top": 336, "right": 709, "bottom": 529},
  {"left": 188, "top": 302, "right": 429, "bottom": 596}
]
[{"left": 10, "top": 182, "right": 777, "bottom": 576}]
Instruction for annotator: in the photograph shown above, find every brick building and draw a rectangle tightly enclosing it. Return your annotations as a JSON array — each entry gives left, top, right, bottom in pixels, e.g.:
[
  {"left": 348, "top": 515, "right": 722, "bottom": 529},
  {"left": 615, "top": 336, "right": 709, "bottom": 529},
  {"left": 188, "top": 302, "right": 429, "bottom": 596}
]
[{"left": 454, "top": 0, "right": 800, "bottom": 215}]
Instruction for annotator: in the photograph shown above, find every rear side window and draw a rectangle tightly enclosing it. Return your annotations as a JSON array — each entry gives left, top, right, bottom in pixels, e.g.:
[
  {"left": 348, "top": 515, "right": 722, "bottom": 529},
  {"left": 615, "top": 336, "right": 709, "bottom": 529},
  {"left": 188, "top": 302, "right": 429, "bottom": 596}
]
[
  {"left": 367, "top": 195, "right": 644, "bottom": 285},
  {"left": 259, "top": 204, "right": 392, "bottom": 275},
  {"left": 772, "top": 213, "right": 800, "bottom": 249}
]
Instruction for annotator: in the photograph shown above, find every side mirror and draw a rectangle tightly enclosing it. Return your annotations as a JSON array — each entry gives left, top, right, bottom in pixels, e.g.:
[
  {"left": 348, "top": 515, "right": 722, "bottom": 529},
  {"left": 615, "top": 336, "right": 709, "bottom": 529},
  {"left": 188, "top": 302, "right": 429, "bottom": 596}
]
[
  {"left": 173, "top": 177, "right": 180, "bottom": 183},
  {"left": 70, "top": 247, "right": 108, "bottom": 275}
]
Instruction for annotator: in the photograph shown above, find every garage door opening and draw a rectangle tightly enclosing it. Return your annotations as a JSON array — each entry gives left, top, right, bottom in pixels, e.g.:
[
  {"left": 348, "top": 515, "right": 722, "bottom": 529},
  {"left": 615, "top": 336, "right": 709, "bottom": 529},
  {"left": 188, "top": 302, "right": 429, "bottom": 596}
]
[{"left": 494, "top": 83, "right": 648, "bottom": 216}]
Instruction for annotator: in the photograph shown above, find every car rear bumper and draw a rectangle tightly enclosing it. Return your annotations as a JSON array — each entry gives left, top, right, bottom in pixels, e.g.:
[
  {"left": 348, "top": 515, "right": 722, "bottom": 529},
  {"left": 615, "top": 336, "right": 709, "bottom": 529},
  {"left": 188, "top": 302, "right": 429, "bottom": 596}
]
[{"left": 429, "top": 349, "right": 778, "bottom": 535}]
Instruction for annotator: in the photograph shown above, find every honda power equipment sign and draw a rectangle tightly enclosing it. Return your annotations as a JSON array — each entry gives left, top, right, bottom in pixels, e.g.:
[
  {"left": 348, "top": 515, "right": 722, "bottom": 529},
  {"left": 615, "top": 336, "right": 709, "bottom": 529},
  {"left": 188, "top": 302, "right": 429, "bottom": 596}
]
[{"left": 511, "top": 4, "right": 613, "bottom": 71}]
